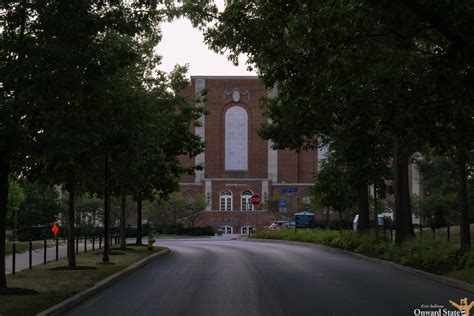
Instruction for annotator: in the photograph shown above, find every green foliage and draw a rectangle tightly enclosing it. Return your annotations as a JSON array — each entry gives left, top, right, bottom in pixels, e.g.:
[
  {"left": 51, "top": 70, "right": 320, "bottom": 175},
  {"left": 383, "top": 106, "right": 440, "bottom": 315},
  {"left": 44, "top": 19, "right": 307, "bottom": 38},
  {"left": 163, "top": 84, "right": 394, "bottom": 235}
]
[
  {"left": 417, "top": 155, "right": 459, "bottom": 227},
  {"left": 311, "top": 153, "right": 357, "bottom": 214},
  {"left": 15, "top": 181, "right": 60, "bottom": 230},
  {"left": 182, "top": 0, "right": 474, "bottom": 245},
  {"left": 417, "top": 155, "right": 458, "bottom": 195},
  {"left": 155, "top": 224, "right": 214, "bottom": 236},
  {"left": 149, "top": 192, "right": 207, "bottom": 227},
  {"left": 6, "top": 176, "right": 24, "bottom": 221},
  {"left": 421, "top": 193, "right": 457, "bottom": 228},
  {"left": 254, "top": 229, "right": 340, "bottom": 244},
  {"left": 254, "top": 230, "right": 474, "bottom": 274},
  {"left": 6, "top": 179, "right": 60, "bottom": 232}
]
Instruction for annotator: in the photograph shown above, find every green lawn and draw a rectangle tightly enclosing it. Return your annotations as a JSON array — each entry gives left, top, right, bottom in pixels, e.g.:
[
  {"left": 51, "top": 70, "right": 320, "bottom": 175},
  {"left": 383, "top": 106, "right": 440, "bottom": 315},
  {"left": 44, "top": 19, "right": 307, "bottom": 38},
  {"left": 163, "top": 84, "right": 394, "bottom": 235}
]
[
  {"left": 446, "top": 268, "right": 474, "bottom": 284},
  {"left": 413, "top": 224, "right": 474, "bottom": 245},
  {"left": 0, "top": 245, "right": 166, "bottom": 316}
]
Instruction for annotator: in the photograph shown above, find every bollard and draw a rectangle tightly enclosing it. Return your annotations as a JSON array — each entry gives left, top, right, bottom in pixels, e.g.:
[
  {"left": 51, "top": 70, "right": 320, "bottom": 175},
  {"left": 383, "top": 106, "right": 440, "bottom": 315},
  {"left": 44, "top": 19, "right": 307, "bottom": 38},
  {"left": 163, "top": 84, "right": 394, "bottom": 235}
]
[
  {"left": 92, "top": 235, "right": 95, "bottom": 251},
  {"left": 432, "top": 228, "right": 436, "bottom": 240},
  {"left": 447, "top": 225, "right": 450, "bottom": 242},
  {"left": 84, "top": 235, "right": 87, "bottom": 253},
  {"left": 44, "top": 239, "right": 47, "bottom": 265},
  {"left": 76, "top": 237, "right": 79, "bottom": 255},
  {"left": 12, "top": 242, "right": 16, "bottom": 274},
  {"left": 390, "top": 228, "right": 393, "bottom": 241},
  {"left": 99, "top": 236, "right": 102, "bottom": 249},
  {"left": 29, "top": 240, "right": 32, "bottom": 270},
  {"left": 55, "top": 238, "right": 59, "bottom": 261}
]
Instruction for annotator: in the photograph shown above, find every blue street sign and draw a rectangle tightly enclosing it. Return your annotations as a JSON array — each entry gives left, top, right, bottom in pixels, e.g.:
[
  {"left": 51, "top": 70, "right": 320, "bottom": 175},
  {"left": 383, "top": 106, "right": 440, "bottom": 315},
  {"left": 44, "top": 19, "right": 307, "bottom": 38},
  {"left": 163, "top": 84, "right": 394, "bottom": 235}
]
[
  {"left": 281, "top": 187, "right": 298, "bottom": 194},
  {"left": 278, "top": 199, "right": 286, "bottom": 207}
]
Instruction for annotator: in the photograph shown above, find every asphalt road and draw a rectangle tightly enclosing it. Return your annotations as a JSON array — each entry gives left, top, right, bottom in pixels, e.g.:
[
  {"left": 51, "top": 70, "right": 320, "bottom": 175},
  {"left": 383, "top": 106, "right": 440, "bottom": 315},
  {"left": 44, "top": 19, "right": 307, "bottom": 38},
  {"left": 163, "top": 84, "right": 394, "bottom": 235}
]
[{"left": 66, "top": 237, "right": 472, "bottom": 316}]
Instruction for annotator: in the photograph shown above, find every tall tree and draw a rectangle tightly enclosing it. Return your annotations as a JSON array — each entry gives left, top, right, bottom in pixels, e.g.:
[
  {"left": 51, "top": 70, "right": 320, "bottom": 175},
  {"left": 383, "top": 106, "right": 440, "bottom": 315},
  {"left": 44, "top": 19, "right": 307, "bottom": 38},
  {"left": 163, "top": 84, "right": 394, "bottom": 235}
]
[
  {"left": 311, "top": 153, "right": 358, "bottom": 232},
  {"left": 0, "top": 0, "right": 37, "bottom": 289},
  {"left": 180, "top": 0, "right": 472, "bottom": 245}
]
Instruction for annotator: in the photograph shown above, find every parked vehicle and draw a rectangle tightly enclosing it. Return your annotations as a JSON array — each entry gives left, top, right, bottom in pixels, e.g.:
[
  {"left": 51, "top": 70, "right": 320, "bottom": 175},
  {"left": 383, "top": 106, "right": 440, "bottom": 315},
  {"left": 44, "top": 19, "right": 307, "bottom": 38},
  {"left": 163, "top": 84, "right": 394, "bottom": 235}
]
[
  {"left": 353, "top": 208, "right": 420, "bottom": 231},
  {"left": 268, "top": 220, "right": 295, "bottom": 230}
]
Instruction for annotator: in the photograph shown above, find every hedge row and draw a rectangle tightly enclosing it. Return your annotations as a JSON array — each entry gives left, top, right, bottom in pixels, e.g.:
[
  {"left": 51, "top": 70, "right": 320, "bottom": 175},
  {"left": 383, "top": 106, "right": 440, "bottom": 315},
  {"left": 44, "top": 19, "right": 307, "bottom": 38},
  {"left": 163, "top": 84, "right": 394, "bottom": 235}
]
[{"left": 253, "top": 229, "right": 474, "bottom": 274}]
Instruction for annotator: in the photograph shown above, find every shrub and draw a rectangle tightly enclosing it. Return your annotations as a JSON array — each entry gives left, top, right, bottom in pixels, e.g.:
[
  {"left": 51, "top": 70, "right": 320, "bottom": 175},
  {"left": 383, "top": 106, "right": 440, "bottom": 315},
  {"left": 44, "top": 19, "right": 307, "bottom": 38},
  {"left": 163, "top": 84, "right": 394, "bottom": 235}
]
[
  {"left": 253, "top": 229, "right": 474, "bottom": 274},
  {"left": 155, "top": 224, "right": 214, "bottom": 236}
]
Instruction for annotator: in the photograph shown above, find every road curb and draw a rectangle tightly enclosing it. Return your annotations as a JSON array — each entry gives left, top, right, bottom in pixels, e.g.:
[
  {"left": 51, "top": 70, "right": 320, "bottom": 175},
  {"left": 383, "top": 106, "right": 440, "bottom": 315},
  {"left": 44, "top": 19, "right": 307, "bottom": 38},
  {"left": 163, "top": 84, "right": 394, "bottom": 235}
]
[
  {"left": 37, "top": 247, "right": 171, "bottom": 316},
  {"left": 242, "top": 237, "right": 474, "bottom": 294}
]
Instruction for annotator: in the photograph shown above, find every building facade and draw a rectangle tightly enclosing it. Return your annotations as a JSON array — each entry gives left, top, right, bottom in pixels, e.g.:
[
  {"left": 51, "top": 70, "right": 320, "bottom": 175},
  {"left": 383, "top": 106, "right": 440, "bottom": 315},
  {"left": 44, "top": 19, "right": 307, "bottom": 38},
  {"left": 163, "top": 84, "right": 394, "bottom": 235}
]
[{"left": 179, "top": 76, "right": 318, "bottom": 234}]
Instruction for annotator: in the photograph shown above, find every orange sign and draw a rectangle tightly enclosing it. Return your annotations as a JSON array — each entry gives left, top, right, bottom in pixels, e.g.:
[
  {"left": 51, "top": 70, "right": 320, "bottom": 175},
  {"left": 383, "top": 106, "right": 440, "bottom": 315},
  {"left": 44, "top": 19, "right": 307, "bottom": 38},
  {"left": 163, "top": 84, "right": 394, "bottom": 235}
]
[{"left": 51, "top": 224, "right": 59, "bottom": 236}]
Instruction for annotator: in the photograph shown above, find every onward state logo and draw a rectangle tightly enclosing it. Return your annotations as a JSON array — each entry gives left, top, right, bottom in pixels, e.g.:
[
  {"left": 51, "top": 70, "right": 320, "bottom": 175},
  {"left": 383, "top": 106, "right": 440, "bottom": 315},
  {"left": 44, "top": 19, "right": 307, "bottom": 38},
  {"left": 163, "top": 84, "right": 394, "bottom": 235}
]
[
  {"left": 450, "top": 298, "right": 474, "bottom": 316},
  {"left": 414, "top": 298, "right": 474, "bottom": 316}
]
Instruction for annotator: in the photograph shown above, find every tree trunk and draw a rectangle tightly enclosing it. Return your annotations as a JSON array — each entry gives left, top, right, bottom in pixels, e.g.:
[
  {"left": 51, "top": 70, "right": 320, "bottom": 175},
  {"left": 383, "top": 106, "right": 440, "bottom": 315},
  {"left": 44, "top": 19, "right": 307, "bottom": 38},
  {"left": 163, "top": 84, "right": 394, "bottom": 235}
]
[
  {"left": 0, "top": 153, "right": 10, "bottom": 289},
  {"left": 456, "top": 147, "right": 470, "bottom": 252},
  {"left": 338, "top": 209, "right": 343, "bottom": 234},
  {"left": 373, "top": 185, "right": 379, "bottom": 238},
  {"left": 357, "top": 181, "right": 370, "bottom": 233},
  {"left": 394, "top": 139, "right": 415, "bottom": 245},
  {"left": 120, "top": 187, "right": 127, "bottom": 250},
  {"left": 66, "top": 181, "right": 76, "bottom": 268},
  {"left": 326, "top": 208, "right": 330, "bottom": 229},
  {"left": 102, "top": 154, "right": 110, "bottom": 262},
  {"left": 136, "top": 199, "right": 143, "bottom": 245}
]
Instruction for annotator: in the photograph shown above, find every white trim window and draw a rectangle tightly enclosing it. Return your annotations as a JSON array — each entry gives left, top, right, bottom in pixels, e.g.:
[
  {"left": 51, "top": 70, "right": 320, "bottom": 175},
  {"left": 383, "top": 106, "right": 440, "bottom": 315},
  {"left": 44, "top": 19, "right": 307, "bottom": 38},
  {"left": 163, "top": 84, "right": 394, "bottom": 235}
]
[
  {"left": 220, "top": 190, "right": 233, "bottom": 211},
  {"left": 222, "top": 226, "right": 233, "bottom": 235},
  {"left": 241, "top": 226, "right": 253, "bottom": 235},
  {"left": 241, "top": 190, "right": 254, "bottom": 211}
]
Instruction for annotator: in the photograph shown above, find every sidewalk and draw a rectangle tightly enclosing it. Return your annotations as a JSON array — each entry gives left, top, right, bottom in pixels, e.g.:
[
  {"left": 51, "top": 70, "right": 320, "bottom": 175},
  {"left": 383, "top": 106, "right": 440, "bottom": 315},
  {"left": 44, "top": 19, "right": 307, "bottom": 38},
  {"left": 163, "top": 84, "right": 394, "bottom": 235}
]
[
  {"left": 5, "top": 237, "right": 161, "bottom": 274},
  {"left": 5, "top": 239, "right": 105, "bottom": 274}
]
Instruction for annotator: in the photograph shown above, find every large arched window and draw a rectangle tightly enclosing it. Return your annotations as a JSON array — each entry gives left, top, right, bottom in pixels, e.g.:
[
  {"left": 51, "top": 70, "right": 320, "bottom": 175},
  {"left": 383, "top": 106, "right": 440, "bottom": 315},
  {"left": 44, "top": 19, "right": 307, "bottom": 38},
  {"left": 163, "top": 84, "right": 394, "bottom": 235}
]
[
  {"left": 241, "top": 190, "right": 254, "bottom": 211},
  {"left": 220, "top": 190, "right": 233, "bottom": 211},
  {"left": 225, "top": 106, "right": 248, "bottom": 171}
]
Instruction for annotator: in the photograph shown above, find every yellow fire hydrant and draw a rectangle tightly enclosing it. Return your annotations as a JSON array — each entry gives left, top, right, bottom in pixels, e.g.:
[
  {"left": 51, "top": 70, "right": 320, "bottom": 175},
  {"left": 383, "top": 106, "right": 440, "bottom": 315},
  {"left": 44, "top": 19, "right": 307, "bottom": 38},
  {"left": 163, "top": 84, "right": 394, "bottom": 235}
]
[{"left": 147, "top": 234, "right": 155, "bottom": 251}]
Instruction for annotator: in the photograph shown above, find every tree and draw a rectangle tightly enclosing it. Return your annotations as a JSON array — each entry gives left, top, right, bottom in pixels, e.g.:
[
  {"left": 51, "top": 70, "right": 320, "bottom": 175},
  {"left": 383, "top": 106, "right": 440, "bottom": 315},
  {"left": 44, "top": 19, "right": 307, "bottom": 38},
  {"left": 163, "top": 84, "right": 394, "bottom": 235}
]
[
  {"left": 311, "top": 154, "right": 358, "bottom": 232},
  {"left": 417, "top": 155, "right": 459, "bottom": 230},
  {"left": 0, "top": 0, "right": 38, "bottom": 290},
  {"left": 13, "top": 181, "right": 60, "bottom": 232},
  {"left": 179, "top": 0, "right": 473, "bottom": 247},
  {"left": 184, "top": 195, "right": 207, "bottom": 228},
  {"left": 6, "top": 177, "right": 24, "bottom": 233}
]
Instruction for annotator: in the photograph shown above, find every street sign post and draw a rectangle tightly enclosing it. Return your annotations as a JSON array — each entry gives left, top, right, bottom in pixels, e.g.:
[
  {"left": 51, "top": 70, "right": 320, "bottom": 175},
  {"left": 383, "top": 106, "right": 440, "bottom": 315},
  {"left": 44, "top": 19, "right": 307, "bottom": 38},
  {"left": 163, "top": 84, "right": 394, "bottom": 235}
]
[
  {"left": 51, "top": 223, "right": 59, "bottom": 237},
  {"left": 281, "top": 187, "right": 298, "bottom": 194},
  {"left": 281, "top": 188, "right": 297, "bottom": 213},
  {"left": 294, "top": 211, "right": 315, "bottom": 232}
]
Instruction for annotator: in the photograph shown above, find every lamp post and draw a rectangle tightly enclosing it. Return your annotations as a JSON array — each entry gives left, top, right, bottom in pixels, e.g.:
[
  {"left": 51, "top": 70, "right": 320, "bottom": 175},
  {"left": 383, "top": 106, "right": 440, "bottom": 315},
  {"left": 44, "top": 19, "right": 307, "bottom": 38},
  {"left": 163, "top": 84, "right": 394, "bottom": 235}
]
[
  {"left": 246, "top": 198, "right": 250, "bottom": 235},
  {"left": 13, "top": 207, "right": 17, "bottom": 243},
  {"left": 468, "top": 175, "right": 472, "bottom": 218}
]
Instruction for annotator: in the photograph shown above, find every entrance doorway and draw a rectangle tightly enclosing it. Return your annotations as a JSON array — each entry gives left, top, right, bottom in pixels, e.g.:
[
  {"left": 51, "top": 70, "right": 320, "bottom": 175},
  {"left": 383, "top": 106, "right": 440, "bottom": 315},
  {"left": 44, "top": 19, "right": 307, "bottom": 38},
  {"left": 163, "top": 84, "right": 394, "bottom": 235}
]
[
  {"left": 222, "top": 226, "right": 233, "bottom": 235},
  {"left": 241, "top": 226, "right": 253, "bottom": 235}
]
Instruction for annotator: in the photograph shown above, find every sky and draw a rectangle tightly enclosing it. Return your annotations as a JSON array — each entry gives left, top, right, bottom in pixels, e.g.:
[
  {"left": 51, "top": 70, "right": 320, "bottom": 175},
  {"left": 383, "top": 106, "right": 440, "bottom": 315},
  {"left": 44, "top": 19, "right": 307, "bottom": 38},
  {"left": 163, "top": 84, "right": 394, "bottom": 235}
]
[{"left": 156, "top": 14, "right": 256, "bottom": 77}]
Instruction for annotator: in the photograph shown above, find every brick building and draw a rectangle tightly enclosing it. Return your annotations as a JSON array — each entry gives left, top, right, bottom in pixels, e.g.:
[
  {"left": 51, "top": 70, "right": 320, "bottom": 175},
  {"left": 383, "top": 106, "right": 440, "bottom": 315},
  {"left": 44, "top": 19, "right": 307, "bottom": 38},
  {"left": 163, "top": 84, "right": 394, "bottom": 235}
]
[{"left": 179, "top": 76, "right": 318, "bottom": 234}]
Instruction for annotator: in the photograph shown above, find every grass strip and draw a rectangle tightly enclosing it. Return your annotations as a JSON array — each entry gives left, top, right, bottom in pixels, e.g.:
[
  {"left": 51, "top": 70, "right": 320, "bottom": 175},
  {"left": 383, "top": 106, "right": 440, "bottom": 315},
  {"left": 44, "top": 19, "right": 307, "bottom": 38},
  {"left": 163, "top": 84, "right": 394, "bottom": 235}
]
[{"left": 0, "top": 245, "right": 165, "bottom": 316}]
